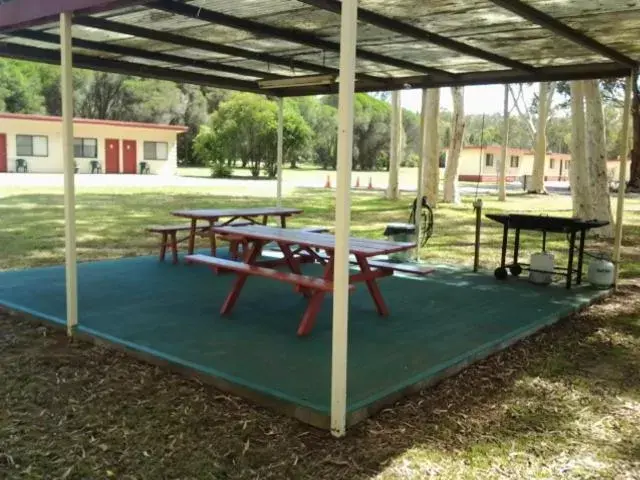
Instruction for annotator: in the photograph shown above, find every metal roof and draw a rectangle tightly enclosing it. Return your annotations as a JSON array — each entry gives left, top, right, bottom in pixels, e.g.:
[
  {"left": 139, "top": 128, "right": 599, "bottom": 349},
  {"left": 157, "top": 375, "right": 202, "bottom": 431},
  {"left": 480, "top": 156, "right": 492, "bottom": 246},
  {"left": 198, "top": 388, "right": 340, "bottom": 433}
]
[{"left": 0, "top": 0, "right": 637, "bottom": 96}]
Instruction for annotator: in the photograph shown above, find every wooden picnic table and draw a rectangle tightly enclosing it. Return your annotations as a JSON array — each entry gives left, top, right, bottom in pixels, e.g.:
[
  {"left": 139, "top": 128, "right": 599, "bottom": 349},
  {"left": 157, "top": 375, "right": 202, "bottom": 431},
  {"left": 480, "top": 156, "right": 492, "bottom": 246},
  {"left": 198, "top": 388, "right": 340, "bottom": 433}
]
[
  {"left": 189, "top": 225, "right": 417, "bottom": 335},
  {"left": 172, "top": 207, "right": 302, "bottom": 256}
]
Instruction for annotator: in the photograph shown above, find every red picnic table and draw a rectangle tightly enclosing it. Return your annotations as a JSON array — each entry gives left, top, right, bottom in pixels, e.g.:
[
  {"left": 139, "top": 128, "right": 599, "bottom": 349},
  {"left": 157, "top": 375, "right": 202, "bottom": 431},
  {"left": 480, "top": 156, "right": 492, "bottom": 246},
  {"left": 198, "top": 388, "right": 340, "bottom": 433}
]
[
  {"left": 186, "top": 225, "right": 422, "bottom": 336},
  {"left": 172, "top": 207, "right": 302, "bottom": 256}
]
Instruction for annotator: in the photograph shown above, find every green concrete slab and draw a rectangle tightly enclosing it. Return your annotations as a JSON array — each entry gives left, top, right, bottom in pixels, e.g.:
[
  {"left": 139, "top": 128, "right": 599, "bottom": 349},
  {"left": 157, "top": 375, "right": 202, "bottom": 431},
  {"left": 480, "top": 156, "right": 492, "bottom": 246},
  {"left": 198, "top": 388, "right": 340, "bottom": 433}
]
[{"left": 0, "top": 251, "right": 608, "bottom": 427}]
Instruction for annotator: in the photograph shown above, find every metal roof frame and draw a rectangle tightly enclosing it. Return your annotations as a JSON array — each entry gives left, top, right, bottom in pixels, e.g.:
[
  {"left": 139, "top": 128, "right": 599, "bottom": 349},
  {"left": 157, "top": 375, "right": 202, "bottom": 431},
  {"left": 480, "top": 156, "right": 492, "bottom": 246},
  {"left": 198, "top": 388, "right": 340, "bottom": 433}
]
[{"left": 0, "top": 0, "right": 637, "bottom": 96}]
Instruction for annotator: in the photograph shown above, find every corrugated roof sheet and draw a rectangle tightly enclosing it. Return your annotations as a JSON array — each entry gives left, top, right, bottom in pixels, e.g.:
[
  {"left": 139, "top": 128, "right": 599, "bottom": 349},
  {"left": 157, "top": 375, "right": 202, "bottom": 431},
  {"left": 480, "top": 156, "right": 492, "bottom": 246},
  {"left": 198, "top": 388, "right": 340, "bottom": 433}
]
[{"left": 0, "top": 0, "right": 637, "bottom": 95}]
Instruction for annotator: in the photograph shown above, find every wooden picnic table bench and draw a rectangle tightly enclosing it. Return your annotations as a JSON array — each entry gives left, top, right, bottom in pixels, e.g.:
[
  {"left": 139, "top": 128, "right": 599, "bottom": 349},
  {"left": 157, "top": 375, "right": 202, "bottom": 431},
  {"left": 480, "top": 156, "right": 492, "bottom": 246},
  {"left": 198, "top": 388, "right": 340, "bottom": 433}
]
[
  {"left": 191, "top": 225, "right": 418, "bottom": 336},
  {"left": 146, "top": 220, "right": 251, "bottom": 264},
  {"left": 172, "top": 207, "right": 303, "bottom": 258}
]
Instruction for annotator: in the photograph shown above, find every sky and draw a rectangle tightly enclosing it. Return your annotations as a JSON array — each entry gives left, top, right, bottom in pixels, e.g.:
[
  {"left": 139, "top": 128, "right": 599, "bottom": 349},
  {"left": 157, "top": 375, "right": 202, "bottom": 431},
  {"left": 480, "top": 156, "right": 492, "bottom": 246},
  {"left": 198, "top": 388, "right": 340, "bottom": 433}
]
[{"left": 399, "top": 84, "right": 536, "bottom": 115}]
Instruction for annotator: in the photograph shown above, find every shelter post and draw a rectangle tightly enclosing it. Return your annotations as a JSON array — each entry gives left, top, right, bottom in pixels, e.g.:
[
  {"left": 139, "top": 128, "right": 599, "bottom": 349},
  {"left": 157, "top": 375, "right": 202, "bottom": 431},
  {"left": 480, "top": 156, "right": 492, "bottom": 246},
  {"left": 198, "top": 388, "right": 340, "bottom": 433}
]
[
  {"left": 415, "top": 89, "right": 428, "bottom": 260},
  {"left": 331, "top": 0, "right": 358, "bottom": 438},
  {"left": 276, "top": 97, "right": 284, "bottom": 206},
  {"left": 613, "top": 74, "right": 633, "bottom": 286},
  {"left": 60, "top": 12, "right": 78, "bottom": 336}
]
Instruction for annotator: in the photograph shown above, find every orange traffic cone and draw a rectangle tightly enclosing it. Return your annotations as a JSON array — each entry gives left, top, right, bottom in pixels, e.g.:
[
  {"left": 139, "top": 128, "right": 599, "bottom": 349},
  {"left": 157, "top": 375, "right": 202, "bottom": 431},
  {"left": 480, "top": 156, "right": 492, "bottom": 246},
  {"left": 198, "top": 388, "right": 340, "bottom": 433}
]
[
  {"left": 324, "top": 175, "right": 331, "bottom": 188},
  {"left": 355, "top": 176, "right": 360, "bottom": 188},
  {"left": 367, "top": 176, "right": 373, "bottom": 190}
]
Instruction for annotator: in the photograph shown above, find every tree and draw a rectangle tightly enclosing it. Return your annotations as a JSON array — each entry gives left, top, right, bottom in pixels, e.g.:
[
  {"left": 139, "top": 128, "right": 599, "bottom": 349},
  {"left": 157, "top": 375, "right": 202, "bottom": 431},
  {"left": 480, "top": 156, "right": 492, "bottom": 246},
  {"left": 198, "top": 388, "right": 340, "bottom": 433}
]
[
  {"left": 443, "top": 87, "right": 464, "bottom": 203},
  {"left": 569, "top": 81, "right": 592, "bottom": 219},
  {"left": 509, "top": 82, "right": 556, "bottom": 193},
  {"left": 282, "top": 101, "right": 313, "bottom": 170},
  {"left": 422, "top": 89, "right": 440, "bottom": 205},
  {"left": 0, "top": 60, "right": 44, "bottom": 113},
  {"left": 194, "top": 93, "right": 311, "bottom": 178},
  {"left": 498, "top": 85, "right": 510, "bottom": 202},
  {"left": 386, "top": 91, "right": 402, "bottom": 200},
  {"left": 584, "top": 80, "right": 613, "bottom": 237}
]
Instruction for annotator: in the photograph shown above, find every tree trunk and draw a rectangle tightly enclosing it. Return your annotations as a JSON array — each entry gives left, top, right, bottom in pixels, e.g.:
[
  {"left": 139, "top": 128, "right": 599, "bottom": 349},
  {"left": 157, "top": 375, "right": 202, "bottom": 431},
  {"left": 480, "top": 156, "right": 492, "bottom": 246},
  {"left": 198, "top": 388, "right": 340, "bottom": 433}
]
[
  {"left": 422, "top": 88, "right": 440, "bottom": 205},
  {"left": 569, "top": 81, "right": 592, "bottom": 219},
  {"left": 530, "top": 82, "right": 551, "bottom": 193},
  {"left": 584, "top": 80, "right": 614, "bottom": 237},
  {"left": 498, "top": 85, "right": 509, "bottom": 201},
  {"left": 628, "top": 70, "right": 640, "bottom": 191},
  {"left": 386, "top": 91, "right": 401, "bottom": 200},
  {"left": 443, "top": 86, "right": 464, "bottom": 203}
]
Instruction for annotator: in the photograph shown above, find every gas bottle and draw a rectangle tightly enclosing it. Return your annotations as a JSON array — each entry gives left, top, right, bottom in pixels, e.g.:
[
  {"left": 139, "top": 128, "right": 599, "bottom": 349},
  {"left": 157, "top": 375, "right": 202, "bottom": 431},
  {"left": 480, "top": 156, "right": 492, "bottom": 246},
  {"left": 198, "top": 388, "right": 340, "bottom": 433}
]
[{"left": 588, "top": 258, "right": 615, "bottom": 289}]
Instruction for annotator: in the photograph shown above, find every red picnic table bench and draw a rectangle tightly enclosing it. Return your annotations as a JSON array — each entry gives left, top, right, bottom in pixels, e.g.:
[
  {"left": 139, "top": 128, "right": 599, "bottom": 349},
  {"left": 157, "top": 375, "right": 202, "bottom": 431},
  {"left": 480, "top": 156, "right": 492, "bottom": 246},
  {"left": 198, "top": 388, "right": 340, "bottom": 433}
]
[
  {"left": 186, "top": 225, "right": 432, "bottom": 336},
  {"left": 170, "top": 206, "right": 303, "bottom": 258}
]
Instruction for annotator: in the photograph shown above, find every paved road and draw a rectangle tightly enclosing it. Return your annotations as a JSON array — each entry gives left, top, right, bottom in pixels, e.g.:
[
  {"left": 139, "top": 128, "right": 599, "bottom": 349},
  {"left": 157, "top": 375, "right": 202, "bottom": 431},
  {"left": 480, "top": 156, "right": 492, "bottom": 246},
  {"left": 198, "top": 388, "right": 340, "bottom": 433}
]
[{"left": 0, "top": 172, "right": 571, "bottom": 196}]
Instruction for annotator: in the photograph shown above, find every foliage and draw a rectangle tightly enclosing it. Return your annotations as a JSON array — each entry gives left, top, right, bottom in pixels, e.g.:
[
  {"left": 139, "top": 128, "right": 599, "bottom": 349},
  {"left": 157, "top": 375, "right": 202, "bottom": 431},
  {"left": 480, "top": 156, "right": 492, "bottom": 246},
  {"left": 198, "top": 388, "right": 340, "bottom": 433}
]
[{"left": 194, "top": 93, "right": 311, "bottom": 178}]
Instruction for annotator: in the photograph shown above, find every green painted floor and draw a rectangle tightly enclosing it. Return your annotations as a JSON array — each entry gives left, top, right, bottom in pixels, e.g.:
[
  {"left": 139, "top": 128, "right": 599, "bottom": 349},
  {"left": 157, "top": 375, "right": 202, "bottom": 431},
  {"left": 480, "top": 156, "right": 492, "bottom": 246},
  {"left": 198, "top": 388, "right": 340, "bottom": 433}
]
[{"left": 0, "top": 251, "right": 606, "bottom": 414}]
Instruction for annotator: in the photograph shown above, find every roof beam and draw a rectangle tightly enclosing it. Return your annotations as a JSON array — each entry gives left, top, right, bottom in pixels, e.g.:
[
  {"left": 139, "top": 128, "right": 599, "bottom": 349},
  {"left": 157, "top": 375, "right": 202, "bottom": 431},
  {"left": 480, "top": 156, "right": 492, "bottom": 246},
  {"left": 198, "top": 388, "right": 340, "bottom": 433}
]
[
  {"left": 150, "top": 0, "right": 456, "bottom": 79},
  {"left": 488, "top": 0, "right": 637, "bottom": 67},
  {"left": 299, "top": 0, "right": 535, "bottom": 73},
  {"left": 277, "top": 62, "right": 631, "bottom": 97},
  {"left": 11, "top": 29, "right": 284, "bottom": 80},
  {"left": 73, "top": 16, "right": 384, "bottom": 84},
  {"left": 0, "top": 43, "right": 263, "bottom": 92}
]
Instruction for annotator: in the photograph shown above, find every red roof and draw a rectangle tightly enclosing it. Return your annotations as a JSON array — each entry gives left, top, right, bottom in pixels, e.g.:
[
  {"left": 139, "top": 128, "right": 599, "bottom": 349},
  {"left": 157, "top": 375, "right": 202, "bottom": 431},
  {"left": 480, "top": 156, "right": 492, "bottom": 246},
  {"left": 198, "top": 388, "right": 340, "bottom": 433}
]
[{"left": 0, "top": 112, "right": 188, "bottom": 132}]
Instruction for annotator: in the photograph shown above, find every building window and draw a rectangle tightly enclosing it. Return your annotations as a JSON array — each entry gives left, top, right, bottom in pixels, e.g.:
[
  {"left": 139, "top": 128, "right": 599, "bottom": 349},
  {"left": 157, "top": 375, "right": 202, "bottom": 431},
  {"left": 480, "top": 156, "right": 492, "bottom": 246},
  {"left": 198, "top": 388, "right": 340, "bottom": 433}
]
[
  {"left": 74, "top": 138, "right": 97, "bottom": 158},
  {"left": 439, "top": 152, "right": 446, "bottom": 168},
  {"left": 510, "top": 155, "right": 520, "bottom": 168},
  {"left": 485, "top": 153, "right": 494, "bottom": 167},
  {"left": 549, "top": 158, "right": 555, "bottom": 169},
  {"left": 143, "top": 141, "right": 168, "bottom": 160},
  {"left": 16, "top": 135, "right": 48, "bottom": 157}
]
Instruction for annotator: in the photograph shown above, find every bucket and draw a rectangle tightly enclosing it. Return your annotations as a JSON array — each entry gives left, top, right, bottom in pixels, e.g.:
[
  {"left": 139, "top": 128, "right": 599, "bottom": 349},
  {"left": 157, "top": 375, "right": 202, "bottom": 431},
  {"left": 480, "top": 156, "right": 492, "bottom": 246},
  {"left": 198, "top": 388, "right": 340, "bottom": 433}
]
[
  {"left": 383, "top": 223, "right": 416, "bottom": 262},
  {"left": 529, "top": 252, "right": 554, "bottom": 285}
]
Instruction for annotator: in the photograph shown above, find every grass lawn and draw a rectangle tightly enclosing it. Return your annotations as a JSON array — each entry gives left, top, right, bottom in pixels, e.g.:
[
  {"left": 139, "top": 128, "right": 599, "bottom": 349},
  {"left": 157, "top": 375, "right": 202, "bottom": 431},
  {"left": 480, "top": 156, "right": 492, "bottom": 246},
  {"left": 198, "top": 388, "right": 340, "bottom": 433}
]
[{"left": 1, "top": 185, "right": 639, "bottom": 479}]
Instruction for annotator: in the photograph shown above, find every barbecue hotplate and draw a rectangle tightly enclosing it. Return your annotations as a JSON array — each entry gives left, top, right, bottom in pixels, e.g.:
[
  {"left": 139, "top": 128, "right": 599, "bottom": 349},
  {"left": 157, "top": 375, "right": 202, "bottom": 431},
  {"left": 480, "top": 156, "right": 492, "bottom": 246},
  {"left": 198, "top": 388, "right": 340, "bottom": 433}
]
[{"left": 486, "top": 213, "right": 609, "bottom": 233}]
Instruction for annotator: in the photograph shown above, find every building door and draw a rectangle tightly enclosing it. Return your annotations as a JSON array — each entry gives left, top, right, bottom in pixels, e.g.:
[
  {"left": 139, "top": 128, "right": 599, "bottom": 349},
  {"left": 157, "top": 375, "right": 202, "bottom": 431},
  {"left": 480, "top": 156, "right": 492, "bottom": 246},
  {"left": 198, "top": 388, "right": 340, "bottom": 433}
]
[
  {"left": 0, "top": 134, "right": 6, "bottom": 173},
  {"left": 105, "top": 139, "right": 120, "bottom": 173},
  {"left": 122, "top": 140, "right": 137, "bottom": 174}
]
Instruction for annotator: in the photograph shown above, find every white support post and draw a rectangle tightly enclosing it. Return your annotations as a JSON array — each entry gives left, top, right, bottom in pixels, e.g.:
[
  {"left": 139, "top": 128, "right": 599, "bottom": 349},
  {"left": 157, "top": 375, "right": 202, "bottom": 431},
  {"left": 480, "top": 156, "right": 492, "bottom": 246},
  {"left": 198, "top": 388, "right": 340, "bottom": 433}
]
[
  {"left": 613, "top": 74, "right": 633, "bottom": 286},
  {"left": 415, "top": 89, "right": 428, "bottom": 260},
  {"left": 60, "top": 12, "right": 77, "bottom": 336},
  {"left": 276, "top": 97, "right": 284, "bottom": 207},
  {"left": 330, "top": 0, "right": 358, "bottom": 438}
]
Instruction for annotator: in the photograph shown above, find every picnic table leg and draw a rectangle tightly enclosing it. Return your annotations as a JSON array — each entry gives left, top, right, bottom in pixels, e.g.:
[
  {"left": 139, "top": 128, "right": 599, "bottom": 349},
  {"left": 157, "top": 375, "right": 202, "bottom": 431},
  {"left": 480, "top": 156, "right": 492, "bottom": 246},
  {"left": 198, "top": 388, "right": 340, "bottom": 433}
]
[
  {"left": 355, "top": 254, "right": 389, "bottom": 316},
  {"left": 170, "top": 232, "right": 179, "bottom": 264},
  {"left": 297, "top": 253, "right": 335, "bottom": 336},
  {"left": 221, "top": 240, "right": 264, "bottom": 315},
  {"left": 262, "top": 215, "right": 268, "bottom": 225},
  {"left": 279, "top": 243, "right": 311, "bottom": 297},
  {"left": 280, "top": 215, "right": 287, "bottom": 228},
  {"left": 187, "top": 218, "right": 197, "bottom": 255},
  {"left": 208, "top": 219, "right": 217, "bottom": 256},
  {"left": 160, "top": 232, "right": 168, "bottom": 262}
]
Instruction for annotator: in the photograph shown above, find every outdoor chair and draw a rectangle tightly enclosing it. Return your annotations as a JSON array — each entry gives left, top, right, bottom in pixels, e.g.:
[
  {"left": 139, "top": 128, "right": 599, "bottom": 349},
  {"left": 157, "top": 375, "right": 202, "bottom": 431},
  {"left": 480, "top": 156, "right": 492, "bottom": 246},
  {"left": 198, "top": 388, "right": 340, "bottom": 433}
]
[
  {"left": 15, "top": 158, "right": 28, "bottom": 173},
  {"left": 90, "top": 160, "right": 102, "bottom": 174},
  {"left": 139, "top": 161, "right": 151, "bottom": 174}
]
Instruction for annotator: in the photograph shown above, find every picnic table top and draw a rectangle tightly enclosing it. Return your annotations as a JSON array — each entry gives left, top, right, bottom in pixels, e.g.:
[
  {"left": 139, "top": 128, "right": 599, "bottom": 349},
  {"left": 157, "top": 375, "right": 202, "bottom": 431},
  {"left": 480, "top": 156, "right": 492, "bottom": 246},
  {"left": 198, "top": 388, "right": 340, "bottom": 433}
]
[
  {"left": 211, "top": 225, "right": 416, "bottom": 257},
  {"left": 172, "top": 207, "right": 302, "bottom": 220}
]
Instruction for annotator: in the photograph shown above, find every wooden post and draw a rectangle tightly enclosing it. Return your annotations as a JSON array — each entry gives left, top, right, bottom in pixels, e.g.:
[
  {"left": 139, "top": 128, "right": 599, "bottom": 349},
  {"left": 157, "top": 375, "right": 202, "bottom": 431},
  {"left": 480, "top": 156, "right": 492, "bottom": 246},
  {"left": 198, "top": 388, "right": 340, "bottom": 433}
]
[
  {"left": 422, "top": 89, "right": 440, "bottom": 205},
  {"left": 331, "top": 0, "right": 358, "bottom": 438},
  {"left": 60, "top": 12, "right": 77, "bottom": 336},
  {"left": 613, "top": 74, "right": 633, "bottom": 287},
  {"left": 473, "top": 198, "right": 483, "bottom": 272},
  {"left": 386, "top": 90, "right": 401, "bottom": 200}
]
